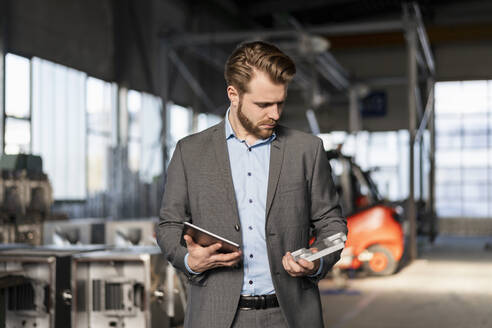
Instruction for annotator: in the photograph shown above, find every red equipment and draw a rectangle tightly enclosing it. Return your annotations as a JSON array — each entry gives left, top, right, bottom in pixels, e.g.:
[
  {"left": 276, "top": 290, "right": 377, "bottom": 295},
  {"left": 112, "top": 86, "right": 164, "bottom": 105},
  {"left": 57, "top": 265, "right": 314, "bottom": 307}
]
[{"left": 326, "top": 150, "right": 405, "bottom": 276}]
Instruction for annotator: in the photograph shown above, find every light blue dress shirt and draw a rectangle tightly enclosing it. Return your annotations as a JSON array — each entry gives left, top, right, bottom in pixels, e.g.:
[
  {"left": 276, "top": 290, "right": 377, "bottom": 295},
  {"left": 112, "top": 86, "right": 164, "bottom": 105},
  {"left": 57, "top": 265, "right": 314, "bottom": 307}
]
[
  {"left": 184, "top": 109, "right": 322, "bottom": 294},
  {"left": 224, "top": 109, "right": 276, "bottom": 295}
]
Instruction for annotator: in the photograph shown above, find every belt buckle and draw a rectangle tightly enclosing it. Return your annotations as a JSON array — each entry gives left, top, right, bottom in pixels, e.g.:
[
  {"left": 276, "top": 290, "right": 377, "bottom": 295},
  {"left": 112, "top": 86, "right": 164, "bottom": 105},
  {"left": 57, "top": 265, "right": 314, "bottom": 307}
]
[{"left": 239, "top": 295, "right": 254, "bottom": 311}]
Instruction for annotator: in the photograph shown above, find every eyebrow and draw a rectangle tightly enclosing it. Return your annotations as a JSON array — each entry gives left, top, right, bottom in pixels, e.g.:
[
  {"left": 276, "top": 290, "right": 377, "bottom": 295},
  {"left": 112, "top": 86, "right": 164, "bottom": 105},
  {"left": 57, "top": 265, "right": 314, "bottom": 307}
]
[{"left": 254, "top": 101, "right": 285, "bottom": 106}]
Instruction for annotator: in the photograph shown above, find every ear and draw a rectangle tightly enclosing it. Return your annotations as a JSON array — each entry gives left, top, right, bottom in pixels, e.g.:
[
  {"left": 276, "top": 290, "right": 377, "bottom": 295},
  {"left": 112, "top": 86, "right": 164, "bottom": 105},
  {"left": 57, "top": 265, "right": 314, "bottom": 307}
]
[{"left": 227, "top": 86, "right": 239, "bottom": 108}]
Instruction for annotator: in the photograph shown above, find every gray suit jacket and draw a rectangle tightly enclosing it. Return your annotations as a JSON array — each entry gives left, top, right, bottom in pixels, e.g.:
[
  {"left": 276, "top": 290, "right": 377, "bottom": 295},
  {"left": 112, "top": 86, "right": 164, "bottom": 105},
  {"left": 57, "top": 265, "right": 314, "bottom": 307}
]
[{"left": 157, "top": 121, "right": 347, "bottom": 328}]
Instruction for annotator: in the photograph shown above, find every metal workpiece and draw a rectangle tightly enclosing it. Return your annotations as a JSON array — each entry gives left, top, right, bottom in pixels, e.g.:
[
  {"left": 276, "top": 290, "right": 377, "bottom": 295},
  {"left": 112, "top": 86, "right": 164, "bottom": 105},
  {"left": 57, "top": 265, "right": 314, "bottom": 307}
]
[{"left": 292, "top": 232, "right": 347, "bottom": 262}]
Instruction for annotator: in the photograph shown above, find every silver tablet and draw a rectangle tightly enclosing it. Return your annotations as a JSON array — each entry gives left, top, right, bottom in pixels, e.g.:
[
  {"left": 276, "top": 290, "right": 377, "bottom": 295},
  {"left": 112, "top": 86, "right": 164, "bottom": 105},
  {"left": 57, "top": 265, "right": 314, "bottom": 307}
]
[{"left": 182, "top": 222, "right": 240, "bottom": 253}]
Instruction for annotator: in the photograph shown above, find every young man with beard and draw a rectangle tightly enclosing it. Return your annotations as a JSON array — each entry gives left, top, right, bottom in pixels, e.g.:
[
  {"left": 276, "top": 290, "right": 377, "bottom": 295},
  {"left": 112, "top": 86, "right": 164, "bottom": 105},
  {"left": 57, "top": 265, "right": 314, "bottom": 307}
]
[{"left": 157, "top": 41, "right": 347, "bottom": 328}]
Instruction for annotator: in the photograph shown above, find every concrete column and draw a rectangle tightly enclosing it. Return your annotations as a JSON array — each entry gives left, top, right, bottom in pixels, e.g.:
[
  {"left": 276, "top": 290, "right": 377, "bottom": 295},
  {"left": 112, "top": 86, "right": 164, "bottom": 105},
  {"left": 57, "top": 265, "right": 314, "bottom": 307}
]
[
  {"left": 427, "top": 77, "right": 436, "bottom": 237},
  {"left": 159, "top": 41, "right": 169, "bottom": 170},
  {"left": 407, "top": 23, "right": 418, "bottom": 261},
  {"left": 0, "top": 0, "right": 7, "bottom": 154}
]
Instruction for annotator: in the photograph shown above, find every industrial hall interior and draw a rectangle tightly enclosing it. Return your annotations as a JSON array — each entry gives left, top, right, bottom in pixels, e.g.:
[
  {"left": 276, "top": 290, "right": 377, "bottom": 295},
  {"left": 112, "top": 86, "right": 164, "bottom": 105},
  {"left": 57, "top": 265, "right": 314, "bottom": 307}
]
[{"left": 1, "top": 0, "right": 492, "bottom": 327}]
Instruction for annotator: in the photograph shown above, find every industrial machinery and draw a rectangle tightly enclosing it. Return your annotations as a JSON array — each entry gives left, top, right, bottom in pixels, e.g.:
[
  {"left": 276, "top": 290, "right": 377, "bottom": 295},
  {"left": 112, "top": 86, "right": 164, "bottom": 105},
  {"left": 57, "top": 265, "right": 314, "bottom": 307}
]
[
  {"left": 0, "top": 154, "right": 55, "bottom": 246},
  {"left": 0, "top": 245, "right": 186, "bottom": 328},
  {"left": 72, "top": 246, "right": 186, "bottom": 328},
  {"left": 43, "top": 218, "right": 106, "bottom": 245},
  {"left": 0, "top": 245, "right": 106, "bottom": 328},
  {"left": 105, "top": 218, "right": 158, "bottom": 247},
  {"left": 326, "top": 150, "right": 405, "bottom": 276}
]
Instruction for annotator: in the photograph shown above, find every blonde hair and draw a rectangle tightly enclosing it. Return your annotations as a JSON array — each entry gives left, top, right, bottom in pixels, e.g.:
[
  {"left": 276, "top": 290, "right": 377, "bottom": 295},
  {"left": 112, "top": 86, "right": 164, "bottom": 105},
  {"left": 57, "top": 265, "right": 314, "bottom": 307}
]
[{"left": 224, "top": 41, "right": 296, "bottom": 94}]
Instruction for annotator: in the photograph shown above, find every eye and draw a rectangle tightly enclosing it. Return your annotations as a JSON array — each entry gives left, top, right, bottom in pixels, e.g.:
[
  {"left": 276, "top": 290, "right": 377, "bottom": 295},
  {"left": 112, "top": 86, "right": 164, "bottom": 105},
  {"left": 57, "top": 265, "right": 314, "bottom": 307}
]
[{"left": 257, "top": 103, "right": 269, "bottom": 109}]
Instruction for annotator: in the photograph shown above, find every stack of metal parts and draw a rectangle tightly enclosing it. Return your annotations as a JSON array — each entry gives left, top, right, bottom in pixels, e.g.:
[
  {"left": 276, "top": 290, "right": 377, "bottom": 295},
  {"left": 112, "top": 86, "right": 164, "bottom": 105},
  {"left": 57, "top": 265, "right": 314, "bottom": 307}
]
[
  {"left": 0, "top": 154, "right": 54, "bottom": 245},
  {"left": 0, "top": 244, "right": 187, "bottom": 328}
]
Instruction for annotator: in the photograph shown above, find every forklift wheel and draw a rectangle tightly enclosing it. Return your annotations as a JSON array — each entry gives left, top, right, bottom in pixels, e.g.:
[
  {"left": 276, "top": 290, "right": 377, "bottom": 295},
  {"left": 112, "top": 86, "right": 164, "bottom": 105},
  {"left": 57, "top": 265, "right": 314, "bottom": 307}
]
[{"left": 363, "top": 244, "right": 397, "bottom": 276}]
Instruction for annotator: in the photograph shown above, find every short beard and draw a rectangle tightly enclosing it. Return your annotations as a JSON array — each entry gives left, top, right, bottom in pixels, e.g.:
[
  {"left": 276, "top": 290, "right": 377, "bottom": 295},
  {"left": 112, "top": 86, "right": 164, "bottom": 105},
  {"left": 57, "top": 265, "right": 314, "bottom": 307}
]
[{"left": 237, "top": 99, "right": 276, "bottom": 140}]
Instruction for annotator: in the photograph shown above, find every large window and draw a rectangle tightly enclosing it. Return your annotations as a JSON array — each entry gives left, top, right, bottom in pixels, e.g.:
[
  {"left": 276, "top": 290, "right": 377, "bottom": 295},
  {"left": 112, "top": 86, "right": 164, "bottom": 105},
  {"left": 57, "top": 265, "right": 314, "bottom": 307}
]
[
  {"left": 86, "top": 77, "right": 117, "bottom": 194},
  {"left": 435, "top": 80, "right": 492, "bottom": 218},
  {"left": 31, "top": 57, "right": 87, "bottom": 200},
  {"left": 5, "top": 54, "right": 31, "bottom": 154},
  {"left": 166, "top": 103, "right": 193, "bottom": 164},
  {"left": 127, "top": 90, "right": 163, "bottom": 183}
]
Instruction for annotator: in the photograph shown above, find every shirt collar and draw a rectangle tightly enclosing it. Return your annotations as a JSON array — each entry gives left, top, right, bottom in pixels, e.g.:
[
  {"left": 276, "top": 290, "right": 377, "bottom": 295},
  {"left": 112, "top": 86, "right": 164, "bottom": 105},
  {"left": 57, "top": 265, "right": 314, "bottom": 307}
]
[{"left": 224, "top": 108, "right": 277, "bottom": 144}]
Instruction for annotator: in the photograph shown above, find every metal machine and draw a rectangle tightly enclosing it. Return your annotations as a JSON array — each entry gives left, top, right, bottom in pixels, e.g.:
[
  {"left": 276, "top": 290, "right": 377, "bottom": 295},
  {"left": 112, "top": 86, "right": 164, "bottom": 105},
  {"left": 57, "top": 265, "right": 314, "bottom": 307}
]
[
  {"left": 43, "top": 218, "right": 106, "bottom": 246},
  {"left": 0, "top": 155, "right": 56, "bottom": 246},
  {"left": 0, "top": 245, "right": 105, "bottom": 328},
  {"left": 0, "top": 245, "right": 186, "bottom": 328},
  {"left": 72, "top": 246, "right": 186, "bottom": 328},
  {"left": 104, "top": 218, "right": 158, "bottom": 247}
]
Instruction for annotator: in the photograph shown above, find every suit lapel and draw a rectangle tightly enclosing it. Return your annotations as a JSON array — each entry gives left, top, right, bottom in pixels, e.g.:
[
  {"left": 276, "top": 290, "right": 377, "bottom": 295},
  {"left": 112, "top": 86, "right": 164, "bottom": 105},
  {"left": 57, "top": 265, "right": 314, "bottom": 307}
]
[
  {"left": 212, "top": 121, "right": 240, "bottom": 218},
  {"left": 265, "top": 130, "right": 285, "bottom": 222}
]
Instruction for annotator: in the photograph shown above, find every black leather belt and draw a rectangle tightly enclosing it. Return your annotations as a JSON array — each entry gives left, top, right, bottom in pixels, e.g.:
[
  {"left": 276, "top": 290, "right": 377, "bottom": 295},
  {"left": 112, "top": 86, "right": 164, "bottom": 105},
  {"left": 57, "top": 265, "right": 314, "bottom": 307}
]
[{"left": 238, "top": 294, "right": 279, "bottom": 310}]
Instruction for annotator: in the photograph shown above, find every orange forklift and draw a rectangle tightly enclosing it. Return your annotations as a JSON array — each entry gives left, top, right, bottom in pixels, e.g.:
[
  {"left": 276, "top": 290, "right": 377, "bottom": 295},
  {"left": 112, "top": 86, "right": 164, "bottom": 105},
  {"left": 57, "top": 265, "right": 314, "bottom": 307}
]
[{"left": 326, "top": 149, "right": 405, "bottom": 276}]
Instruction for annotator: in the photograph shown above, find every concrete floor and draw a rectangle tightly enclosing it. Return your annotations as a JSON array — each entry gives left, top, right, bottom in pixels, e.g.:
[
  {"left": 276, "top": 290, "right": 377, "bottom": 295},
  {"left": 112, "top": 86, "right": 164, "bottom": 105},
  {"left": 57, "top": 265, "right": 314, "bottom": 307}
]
[{"left": 319, "top": 236, "right": 492, "bottom": 328}]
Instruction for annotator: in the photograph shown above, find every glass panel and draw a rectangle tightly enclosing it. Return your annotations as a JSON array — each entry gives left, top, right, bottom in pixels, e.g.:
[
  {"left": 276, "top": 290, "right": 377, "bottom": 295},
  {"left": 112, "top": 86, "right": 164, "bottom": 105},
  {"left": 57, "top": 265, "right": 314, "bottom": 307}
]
[
  {"left": 5, "top": 53, "right": 30, "bottom": 118},
  {"left": 435, "top": 81, "right": 462, "bottom": 114},
  {"left": 140, "top": 93, "right": 163, "bottom": 183},
  {"left": 462, "top": 168, "right": 487, "bottom": 182},
  {"left": 87, "top": 135, "right": 109, "bottom": 193},
  {"left": 31, "top": 57, "right": 87, "bottom": 200},
  {"left": 463, "top": 134, "right": 487, "bottom": 149},
  {"left": 5, "top": 118, "right": 30, "bottom": 154},
  {"left": 462, "top": 184, "right": 487, "bottom": 201},
  {"left": 436, "top": 168, "right": 461, "bottom": 183},
  {"left": 167, "top": 103, "right": 193, "bottom": 161},
  {"left": 436, "top": 150, "right": 462, "bottom": 167},
  {"left": 462, "top": 113, "right": 488, "bottom": 135},
  {"left": 460, "top": 80, "right": 488, "bottom": 113},
  {"left": 462, "top": 201, "right": 488, "bottom": 218},
  {"left": 86, "top": 77, "right": 116, "bottom": 193},
  {"left": 461, "top": 149, "right": 487, "bottom": 167},
  {"left": 436, "top": 184, "right": 461, "bottom": 201},
  {"left": 436, "top": 201, "right": 462, "bottom": 217},
  {"left": 436, "top": 135, "right": 461, "bottom": 150},
  {"left": 128, "top": 90, "right": 142, "bottom": 172}
]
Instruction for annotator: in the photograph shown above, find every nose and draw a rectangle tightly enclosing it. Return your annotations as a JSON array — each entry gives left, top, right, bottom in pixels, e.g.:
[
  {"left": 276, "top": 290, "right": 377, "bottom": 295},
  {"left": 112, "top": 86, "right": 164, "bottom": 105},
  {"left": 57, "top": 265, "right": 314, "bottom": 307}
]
[{"left": 268, "top": 104, "right": 281, "bottom": 121}]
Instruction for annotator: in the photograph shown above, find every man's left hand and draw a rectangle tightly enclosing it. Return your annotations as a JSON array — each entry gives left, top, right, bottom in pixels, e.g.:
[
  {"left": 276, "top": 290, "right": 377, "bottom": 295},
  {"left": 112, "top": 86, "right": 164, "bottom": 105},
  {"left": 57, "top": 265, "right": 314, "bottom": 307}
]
[{"left": 282, "top": 248, "right": 320, "bottom": 277}]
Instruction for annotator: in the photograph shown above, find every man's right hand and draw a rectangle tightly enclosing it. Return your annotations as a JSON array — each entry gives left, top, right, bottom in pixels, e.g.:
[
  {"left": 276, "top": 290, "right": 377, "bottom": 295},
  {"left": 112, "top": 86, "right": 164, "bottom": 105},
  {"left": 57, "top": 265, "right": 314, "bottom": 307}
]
[{"left": 184, "top": 234, "right": 242, "bottom": 273}]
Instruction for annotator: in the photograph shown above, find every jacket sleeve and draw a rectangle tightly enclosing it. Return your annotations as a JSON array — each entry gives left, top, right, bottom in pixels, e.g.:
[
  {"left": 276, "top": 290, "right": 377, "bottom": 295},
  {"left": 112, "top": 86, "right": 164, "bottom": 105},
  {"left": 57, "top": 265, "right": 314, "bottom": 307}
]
[
  {"left": 156, "top": 140, "right": 207, "bottom": 283},
  {"left": 307, "top": 139, "right": 348, "bottom": 283}
]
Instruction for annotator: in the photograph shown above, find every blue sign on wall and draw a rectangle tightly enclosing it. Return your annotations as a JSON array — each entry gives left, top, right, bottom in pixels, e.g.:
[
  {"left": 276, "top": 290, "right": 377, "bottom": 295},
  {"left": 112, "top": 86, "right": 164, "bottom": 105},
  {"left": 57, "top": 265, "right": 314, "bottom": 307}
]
[{"left": 361, "top": 91, "right": 387, "bottom": 118}]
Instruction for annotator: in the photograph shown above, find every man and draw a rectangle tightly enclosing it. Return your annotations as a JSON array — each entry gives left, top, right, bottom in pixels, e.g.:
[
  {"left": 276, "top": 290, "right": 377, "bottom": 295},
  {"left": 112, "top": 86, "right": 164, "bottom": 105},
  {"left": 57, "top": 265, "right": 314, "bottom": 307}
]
[{"left": 157, "top": 41, "right": 347, "bottom": 328}]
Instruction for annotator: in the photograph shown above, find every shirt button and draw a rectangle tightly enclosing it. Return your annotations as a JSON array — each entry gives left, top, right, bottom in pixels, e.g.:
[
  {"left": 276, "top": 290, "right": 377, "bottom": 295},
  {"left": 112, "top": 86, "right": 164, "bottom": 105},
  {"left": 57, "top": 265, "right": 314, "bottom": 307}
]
[
  {"left": 248, "top": 226, "right": 253, "bottom": 230},
  {"left": 235, "top": 224, "right": 240, "bottom": 231},
  {"left": 249, "top": 280, "right": 253, "bottom": 285},
  {"left": 249, "top": 254, "right": 253, "bottom": 258},
  {"left": 249, "top": 199, "right": 253, "bottom": 203},
  {"left": 248, "top": 148, "right": 252, "bottom": 152},
  {"left": 247, "top": 172, "right": 252, "bottom": 176}
]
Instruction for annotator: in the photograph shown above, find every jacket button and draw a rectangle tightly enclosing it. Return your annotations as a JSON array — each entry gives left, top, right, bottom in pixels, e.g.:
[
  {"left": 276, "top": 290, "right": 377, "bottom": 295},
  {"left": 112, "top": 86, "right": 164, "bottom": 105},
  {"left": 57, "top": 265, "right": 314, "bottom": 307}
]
[{"left": 235, "top": 224, "right": 240, "bottom": 231}]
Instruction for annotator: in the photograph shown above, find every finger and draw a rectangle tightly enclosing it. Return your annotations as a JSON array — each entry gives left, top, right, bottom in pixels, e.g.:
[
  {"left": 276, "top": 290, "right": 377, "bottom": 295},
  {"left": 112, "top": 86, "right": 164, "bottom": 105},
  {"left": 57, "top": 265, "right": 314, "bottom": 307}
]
[
  {"left": 298, "top": 258, "right": 315, "bottom": 271},
  {"left": 215, "top": 258, "right": 242, "bottom": 267},
  {"left": 287, "top": 255, "right": 306, "bottom": 274},
  {"left": 282, "top": 254, "right": 295, "bottom": 275},
  {"left": 183, "top": 235, "right": 196, "bottom": 248},
  {"left": 210, "top": 251, "right": 241, "bottom": 263},
  {"left": 204, "top": 242, "right": 223, "bottom": 255}
]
